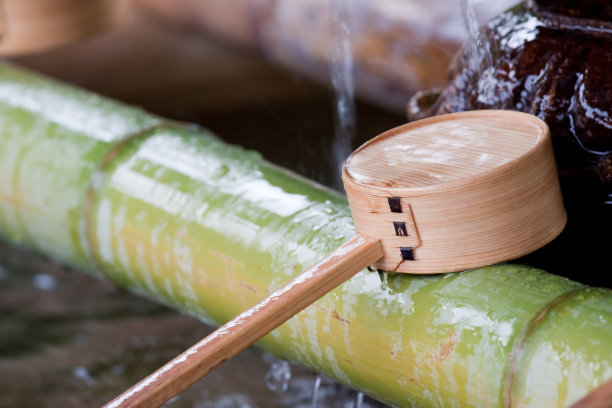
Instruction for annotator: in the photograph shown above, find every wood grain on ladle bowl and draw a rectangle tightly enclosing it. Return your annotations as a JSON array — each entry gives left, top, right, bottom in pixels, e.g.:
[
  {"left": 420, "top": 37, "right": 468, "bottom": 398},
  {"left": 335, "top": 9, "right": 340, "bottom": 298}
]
[{"left": 343, "top": 110, "right": 567, "bottom": 274}]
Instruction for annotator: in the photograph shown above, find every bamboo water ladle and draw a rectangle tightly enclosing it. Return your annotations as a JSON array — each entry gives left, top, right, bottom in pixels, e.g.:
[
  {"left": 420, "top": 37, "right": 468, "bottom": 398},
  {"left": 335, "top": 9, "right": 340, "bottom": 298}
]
[{"left": 106, "top": 110, "right": 567, "bottom": 408}]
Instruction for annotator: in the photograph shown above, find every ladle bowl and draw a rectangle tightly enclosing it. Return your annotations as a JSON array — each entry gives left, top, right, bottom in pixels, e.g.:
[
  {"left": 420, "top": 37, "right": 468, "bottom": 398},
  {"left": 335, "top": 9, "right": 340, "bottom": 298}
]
[{"left": 343, "top": 110, "right": 567, "bottom": 273}]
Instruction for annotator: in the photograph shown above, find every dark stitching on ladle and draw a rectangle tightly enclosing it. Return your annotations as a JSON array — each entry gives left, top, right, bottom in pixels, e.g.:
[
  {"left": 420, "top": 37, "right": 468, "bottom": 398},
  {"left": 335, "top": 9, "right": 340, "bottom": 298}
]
[
  {"left": 388, "top": 196, "right": 402, "bottom": 213},
  {"left": 400, "top": 247, "right": 415, "bottom": 261},
  {"left": 393, "top": 221, "right": 408, "bottom": 237}
]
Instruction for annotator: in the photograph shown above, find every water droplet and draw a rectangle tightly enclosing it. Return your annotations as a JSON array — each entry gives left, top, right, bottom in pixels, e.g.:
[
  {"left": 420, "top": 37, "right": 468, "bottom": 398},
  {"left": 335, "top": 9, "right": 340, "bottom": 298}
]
[
  {"left": 193, "top": 393, "right": 253, "bottom": 408},
  {"left": 265, "top": 360, "right": 291, "bottom": 392},
  {"left": 111, "top": 364, "right": 126, "bottom": 376},
  {"left": 378, "top": 269, "right": 388, "bottom": 291},
  {"left": 0, "top": 265, "right": 8, "bottom": 280},
  {"left": 311, "top": 375, "right": 322, "bottom": 407},
  {"left": 212, "top": 164, "right": 230, "bottom": 179},
  {"left": 90, "top": 170, "right": 105, "bottom": 191},
  {"left": 72, "top": 366, "right": 95, "bottom": 385},
  {"left": 33, "top": 273, "right": 57, "bottom": 291},
  {"left": 354, "top": 391, "right": 364, "bottom": 408}
]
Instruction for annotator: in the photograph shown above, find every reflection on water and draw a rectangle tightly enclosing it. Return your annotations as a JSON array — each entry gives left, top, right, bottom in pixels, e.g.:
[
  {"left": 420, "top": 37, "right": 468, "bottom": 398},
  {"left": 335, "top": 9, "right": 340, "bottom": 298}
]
[{"left": 265, "top": 358, "right": 292, "bottom": 392}]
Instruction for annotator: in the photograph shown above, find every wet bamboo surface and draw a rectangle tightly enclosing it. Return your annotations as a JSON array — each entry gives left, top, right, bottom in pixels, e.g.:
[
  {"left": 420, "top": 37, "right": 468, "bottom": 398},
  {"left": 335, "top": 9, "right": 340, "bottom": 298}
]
[
  {"left": 0, "top": 243, "right": 385, "bottom": 407},
  {"left": 0, "top": 62, "right": 611, "bottom": 408},
  {"left": 0, "top": 6, "right": 400, "bottom": 407},
  {"left": 1, "top": 4, "right": 610, "bottom": 407}
]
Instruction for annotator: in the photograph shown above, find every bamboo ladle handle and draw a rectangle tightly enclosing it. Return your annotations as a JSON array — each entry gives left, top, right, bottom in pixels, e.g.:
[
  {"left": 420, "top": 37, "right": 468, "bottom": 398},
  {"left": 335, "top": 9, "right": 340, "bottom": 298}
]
[
  {"left": 104, "top": 234, "right": 383, "bottom": 408},
  {"left": 570, "top": 377, "right": 612, "bottom": 408}
]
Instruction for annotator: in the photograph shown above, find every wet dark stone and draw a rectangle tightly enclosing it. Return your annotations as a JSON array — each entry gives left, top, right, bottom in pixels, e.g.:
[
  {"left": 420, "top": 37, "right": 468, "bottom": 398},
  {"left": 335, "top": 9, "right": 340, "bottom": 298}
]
[
  {"left": 430, "top": 2, "right": 611, "bottom": 284},
  {"left": 530, "top": 0, "right": 612, "bottom": 21},
  {"left": 433, "top": 4, "right": 612, "bottom": 189}
]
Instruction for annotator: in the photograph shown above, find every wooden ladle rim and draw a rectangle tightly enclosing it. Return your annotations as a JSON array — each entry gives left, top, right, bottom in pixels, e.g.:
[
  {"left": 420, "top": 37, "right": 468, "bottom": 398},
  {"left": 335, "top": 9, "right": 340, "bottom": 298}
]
[{"left": 343, "top": 110, "right": 550, "bottom": 195}]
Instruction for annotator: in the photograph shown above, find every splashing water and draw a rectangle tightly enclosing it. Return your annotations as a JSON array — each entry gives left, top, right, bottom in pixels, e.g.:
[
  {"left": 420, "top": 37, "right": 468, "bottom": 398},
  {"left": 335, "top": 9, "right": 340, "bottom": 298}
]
[
  {"left": 462, "top": 0, "right": 493, "bottom": 71},
  {"left": 354, "top": 391, "right": 364, "bottom": 408},
  {"left": 265, "top": 359, "right": 292, "bottom": 392},
  {"left": 311, "top": 375, "right": 322, "bottom": 407},
  {"left": 193, "top": 393, "right": 254, "bottom": 408},
  {"left": 309, "top": 375, "right": 378, "bottom": 408},
  {"left": 329, "top": 0, "right": 356, "bottom": 189},
  {"left": 33, "top": 273, "right": 57, "bottom": 291},
  {"left": 461, "top": 0, "right": 514, "bottom": 109},
  {"left": 378, "top": 269, "right": 388, "bottom": 291},
  {"left": 72, "top": 366, "right": 96, "bottom": 385}
]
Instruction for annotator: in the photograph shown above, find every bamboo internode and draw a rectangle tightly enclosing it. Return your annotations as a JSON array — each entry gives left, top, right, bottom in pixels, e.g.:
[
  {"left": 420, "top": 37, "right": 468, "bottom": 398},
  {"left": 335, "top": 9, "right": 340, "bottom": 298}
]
[{"left": 0, "top": 63, "right": 610, "bottom": 407}]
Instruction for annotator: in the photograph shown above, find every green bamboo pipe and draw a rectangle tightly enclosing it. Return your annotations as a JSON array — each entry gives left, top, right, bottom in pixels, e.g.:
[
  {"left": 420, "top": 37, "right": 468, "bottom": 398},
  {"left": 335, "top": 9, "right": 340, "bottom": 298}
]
[{"left": 0, "top": 63, "right": 610, "bottom": 407}]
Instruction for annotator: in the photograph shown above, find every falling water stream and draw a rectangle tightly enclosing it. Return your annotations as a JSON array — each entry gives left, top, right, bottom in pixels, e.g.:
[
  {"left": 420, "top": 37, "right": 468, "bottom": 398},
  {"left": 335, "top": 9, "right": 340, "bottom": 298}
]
[
  {"left": 460, "top": 0, "right": 517, "bottom": 109},
  {"left": 311, "top": 375, "right": 322, "bottom": 407},
  {"left": 462, "top": 0, "right": 494, "bottom": 74},
  {"left": 329, "top": 0, "right": 357, "bottom": 189}
]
